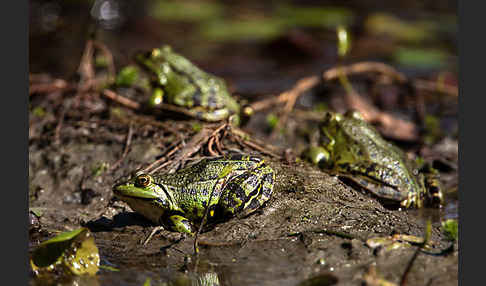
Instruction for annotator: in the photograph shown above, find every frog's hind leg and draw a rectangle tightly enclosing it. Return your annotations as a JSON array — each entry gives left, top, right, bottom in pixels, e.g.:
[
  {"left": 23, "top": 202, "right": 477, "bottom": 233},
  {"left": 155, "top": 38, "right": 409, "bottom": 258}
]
[
  {"left": 345, "top": 175, "right": 408, "bottom": 203},
  {"left": 189, "top": 107, "right": 230, "bottom": 122},
  {"left": 239, "top": 165, "right": 275, "bottom": 218},
  {"left": 219, "top": 164, "right": 275, "bottom": 218}
]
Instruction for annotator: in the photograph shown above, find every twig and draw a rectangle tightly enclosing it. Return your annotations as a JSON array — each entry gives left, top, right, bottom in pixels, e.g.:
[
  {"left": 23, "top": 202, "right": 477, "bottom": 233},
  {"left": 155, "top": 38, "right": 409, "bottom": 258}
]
[
  {"left": 142, "top": 139, "right": 185, "bottom": 174},
  {"left": 414, "top": 79, "right": 458, "bottom": 97},
  {"left": 231, "top": 127, "right": 282, "bottom": 159},
  {"left": 109, "top": 122, "right": 134, "bottom": 172},
  {"left": 400, "top": 219, "right": 432, "bottom": 286},
  {"left": 270, "top": 76, "right": 320, "bottom": 139},
  {"left": 29, "top": 78, "right": 75, "bottom": 95},
  {"left": 103, "top": 89, "right": 141, "bottom": 109},
  {"left": 92, "top": 41, "right": 116, "bottom": 82},
  {"left": 323, "top": 61, "right": 407, "bottom": 83},
  {"left": 78, "top": 40, "right": 95, "bottom": 82},
  {"left": 194, "top": 183, "right": 219, "bottom": 254},
  {"left": 207, "top": 136, "right": 218, "bottom": 156},
  {"left": 148, "top": 126, "right": 216, "bottom": 174},
  {"left": 53, "top": 108, "right": 66, "bottom": 145}
]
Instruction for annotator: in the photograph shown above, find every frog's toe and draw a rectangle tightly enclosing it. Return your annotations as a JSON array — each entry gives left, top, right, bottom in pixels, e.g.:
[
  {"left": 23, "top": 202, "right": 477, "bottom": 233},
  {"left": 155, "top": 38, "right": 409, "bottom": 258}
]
[
  {"left": 166, "top": 214, "right": 194, "bottom": 235},
  {"left": 400, "top": 192, "right": 422, "bottom": 208}
]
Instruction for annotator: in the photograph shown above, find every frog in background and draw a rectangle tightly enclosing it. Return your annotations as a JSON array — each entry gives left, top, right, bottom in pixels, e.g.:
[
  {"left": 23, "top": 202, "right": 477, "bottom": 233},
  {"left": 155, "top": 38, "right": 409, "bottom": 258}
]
[
  {"left": 135, "top": 45, "right": 240, "bottom": 122},
  {"left": 305, "top": 110, "right": 442, "bottom": 208}
]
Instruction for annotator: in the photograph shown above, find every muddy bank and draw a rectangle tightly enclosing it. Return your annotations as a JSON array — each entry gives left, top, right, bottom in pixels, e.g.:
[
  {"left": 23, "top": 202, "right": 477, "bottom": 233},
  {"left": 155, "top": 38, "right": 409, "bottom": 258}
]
[{"left": 29, "top": 128, "right": 457, "bottom": 285}]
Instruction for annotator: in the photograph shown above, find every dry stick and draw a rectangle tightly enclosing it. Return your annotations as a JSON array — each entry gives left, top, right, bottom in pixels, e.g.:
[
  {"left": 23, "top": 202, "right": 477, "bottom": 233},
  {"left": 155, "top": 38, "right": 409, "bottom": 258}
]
[
  {"left": 103, "top": 89, "right": 141, "bottom": 109},
  {"left": 29, "top": 79, "right": 75, "bottom": 95},
  {"left": 214, "top": 130, "right": 225, "bottom": 155},
  {"left": 324, "top": 61, "right": 458, "bottom": 97},
  {"left": 102, "top": 89, "right": 201, "bottom": 120},
  {"left": 149, "top": 126, "right": 216, "bottom": 174},
  {"left": 414, "top": 79, "right": 458, "bottom": 97},
  {"left": 193, "top": 174, "right": 225, "bottom": 254},
  {"left": 53, "top": 108, "right": 66, "bottom": 145},
  {"left": 337, "top": 67, "right": 419, "bottom": 141},
  {"left": 92, "top": 41, "right": 116, "bottom": 81},
  {"left": 207, "top": 135, "right": 218, "bottom": 156},
  {"left": 142, "top": 140, "right": 185, "bottom": 174},
  {"left": 231, "top": 127, "right": 282, "bottom": 158},
  {"left": 248, "top": 92, "right": 292, "bottom": 112},
  {"left": 109, "top": 122, "right": 134, "bottom": 172},
  {"left": 400, "top": 219, "right": 432, "bottom": 286},
  {"left": 249, "top": 61, "right": 457, "bottom": 115},
  {"left": 270, "top": 76, "right": 320, "bottom": 139},
  {"left": 78, "top": 40, "right": 95, "bottom": 82},
  {"left": 323, "top": 61, "right": 407, "bottom": 83}
]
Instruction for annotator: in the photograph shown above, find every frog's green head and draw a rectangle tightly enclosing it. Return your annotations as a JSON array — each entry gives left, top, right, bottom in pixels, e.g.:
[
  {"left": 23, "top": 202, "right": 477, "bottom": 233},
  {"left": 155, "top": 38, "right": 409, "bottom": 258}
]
[
  {"left": 135, "top": 47, "right": 172, "bottom": 87},
  {"left": 113, "top": 174, "right": 173, "bottom": 224}
]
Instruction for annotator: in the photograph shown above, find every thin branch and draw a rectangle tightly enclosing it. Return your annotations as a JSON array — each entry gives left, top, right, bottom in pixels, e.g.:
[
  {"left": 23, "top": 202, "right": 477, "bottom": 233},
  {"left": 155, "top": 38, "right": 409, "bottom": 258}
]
[{"left": 109, "top": 122, "right": 134, "bottom": 172}]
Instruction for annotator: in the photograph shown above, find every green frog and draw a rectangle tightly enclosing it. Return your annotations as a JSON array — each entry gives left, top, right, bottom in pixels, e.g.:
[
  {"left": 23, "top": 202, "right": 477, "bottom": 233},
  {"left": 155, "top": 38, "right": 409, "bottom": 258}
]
[
  {"left": 305, "top": 111, "right": 442, "bottom": 208},
  {"left": 136, "top": 45, "right": 240, "bottom": 122},
  {"left": 113, "top": 155, "right": 275, "bottom": 234}
]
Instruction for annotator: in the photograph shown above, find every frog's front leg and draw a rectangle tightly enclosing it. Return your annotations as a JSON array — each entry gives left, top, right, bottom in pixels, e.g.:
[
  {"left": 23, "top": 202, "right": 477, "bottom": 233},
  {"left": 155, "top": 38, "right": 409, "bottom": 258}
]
[{"left": 164, "top": 214, "right": 194, "bottom": 235}]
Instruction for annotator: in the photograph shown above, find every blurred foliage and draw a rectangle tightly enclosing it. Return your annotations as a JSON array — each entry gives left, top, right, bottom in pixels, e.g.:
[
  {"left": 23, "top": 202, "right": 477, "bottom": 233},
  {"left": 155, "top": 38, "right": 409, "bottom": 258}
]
[
  {"left": 115, "top": 65, "right": 140, "bottom": 87},
  {"left": 266, "top": 113, "right": 279, "bottom": 130},
  {"left": 150, "top": 1, "right": 354, "bottom": 42},
  {"left": 201, "top": 18, "right": 284, "bottom": 41},
  {"left": 32, "top": 106, "right": 46, "bottom": 117},
  {"left": 365, "top": 13, "right": 439, "bottom": 43},
  {"left": 442, "top": 219, "right": 458, "bottom": 242},
  {"left": 276, "top": 5, "right": 354, "bottom": 28},
  {"left": 393, "top": 47, "right": 449, "bottom": 69},
  {"left": 150, "top": 0, "right": 224, "bottom": 22},
  {"left": 423, "top": 114, "right": 443, "bottom": 145}
]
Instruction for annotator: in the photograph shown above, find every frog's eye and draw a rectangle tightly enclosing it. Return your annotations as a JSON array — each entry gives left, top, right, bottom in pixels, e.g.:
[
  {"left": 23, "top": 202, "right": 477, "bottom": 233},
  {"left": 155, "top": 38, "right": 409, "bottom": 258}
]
[
  {"left": 135, "top": 174, "right": 152, "bottom": 187},
  {"left": 345, "top": 110, "right": 364, "bottom": 121}
]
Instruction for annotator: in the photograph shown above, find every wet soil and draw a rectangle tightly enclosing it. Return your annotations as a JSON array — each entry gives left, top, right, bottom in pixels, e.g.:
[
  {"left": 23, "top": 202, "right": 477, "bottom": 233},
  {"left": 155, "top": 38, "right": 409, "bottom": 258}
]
[{"left": 29, "top": 117, "right": 458, "bottom": 285}]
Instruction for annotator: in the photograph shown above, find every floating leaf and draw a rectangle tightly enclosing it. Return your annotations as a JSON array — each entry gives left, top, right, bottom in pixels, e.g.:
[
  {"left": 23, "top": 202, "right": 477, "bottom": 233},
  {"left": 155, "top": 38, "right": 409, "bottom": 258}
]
[{"left": 30, "top": 227, "right": 100, "bottom": 277}]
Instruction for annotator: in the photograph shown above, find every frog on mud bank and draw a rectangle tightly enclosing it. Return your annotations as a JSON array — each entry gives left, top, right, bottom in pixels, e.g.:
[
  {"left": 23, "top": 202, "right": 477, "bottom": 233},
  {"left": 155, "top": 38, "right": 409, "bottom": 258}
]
[
  {"left": 135, "top": 45, "right": 240, "bottom": 122},
  {"left": 305, "top": 110, "right": 442, "bottom": 208},
  {"left": 113, "top": 155, "right": 274, "bottom": 235}
]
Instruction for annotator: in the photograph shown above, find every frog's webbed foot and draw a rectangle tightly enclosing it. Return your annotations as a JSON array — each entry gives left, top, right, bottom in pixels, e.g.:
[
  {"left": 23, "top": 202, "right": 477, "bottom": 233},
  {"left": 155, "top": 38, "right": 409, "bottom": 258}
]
[
  {"left": 165, "top": 214, "right": 195, "bottom": 235},
  {"left": 423, "top": 169, "right": 443, "bottom": 207},
  {"left": 338, "top": 162, "right": 422, "bottom": 208},
  {"left": 400, "top": 191, "right": 423, "bottom": 208},
  {"left": 343, "top": 174, "right": 409, "bottom": 203}
]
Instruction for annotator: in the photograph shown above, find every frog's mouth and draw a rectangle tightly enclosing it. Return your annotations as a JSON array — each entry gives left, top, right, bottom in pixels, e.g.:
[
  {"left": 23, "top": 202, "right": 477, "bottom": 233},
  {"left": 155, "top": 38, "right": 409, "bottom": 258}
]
[
  {"left": 113, "top": 184, "right": 160, "bottom": 199},
  {"left": 113, "top": 187, "right": 166, "bottom": 225}
]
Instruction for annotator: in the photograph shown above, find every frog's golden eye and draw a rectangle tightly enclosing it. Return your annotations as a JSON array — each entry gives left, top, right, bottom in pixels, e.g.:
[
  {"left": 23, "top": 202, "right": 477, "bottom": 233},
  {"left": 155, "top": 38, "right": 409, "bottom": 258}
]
[{"left": 135, "top": 174, "right": 152, "bottom": 187}]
